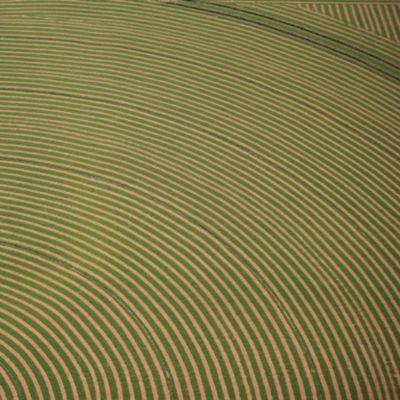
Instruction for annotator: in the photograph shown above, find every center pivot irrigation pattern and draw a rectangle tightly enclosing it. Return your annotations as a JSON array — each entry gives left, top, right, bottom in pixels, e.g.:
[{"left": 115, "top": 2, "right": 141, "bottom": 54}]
[{"left": 0, "top": 0, "right": 399, "bottom": 399}]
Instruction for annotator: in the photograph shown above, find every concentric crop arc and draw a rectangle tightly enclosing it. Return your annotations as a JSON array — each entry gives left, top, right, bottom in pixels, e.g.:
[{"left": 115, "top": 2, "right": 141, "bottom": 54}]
[{"left": 0, "top": 1, "right": 399, "bottom": 399}]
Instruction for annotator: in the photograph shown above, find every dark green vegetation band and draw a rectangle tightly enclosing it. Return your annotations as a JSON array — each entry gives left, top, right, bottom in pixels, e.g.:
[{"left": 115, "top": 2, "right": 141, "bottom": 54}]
[
  {"left": 0, "top": 0, "right": 399, "bottom": 399},
  {"left": 173, "top": 1, "right": 400, "bottom": 83}
]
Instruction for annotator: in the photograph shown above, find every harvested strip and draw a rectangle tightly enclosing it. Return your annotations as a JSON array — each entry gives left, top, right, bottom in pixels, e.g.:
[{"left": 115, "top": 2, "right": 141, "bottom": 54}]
[{"left": 297, "top": 2, "right": 400, "bottom": 43}]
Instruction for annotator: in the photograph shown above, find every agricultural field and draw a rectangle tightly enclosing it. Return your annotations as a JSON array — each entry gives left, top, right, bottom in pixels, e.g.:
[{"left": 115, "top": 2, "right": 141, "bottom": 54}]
[{"left": 0, "top": 0, "right": 399, "bottom": 399}]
